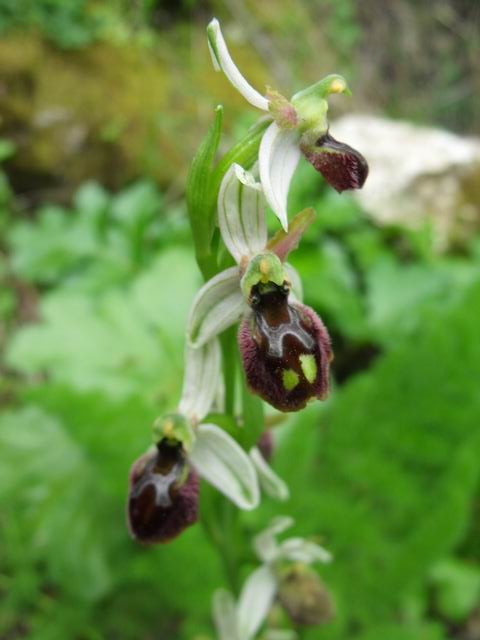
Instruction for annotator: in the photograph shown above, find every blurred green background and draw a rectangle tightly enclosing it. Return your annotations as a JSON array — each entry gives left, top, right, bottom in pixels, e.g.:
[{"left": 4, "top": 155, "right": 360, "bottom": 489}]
[{"left": 1, "top": 1, "right": 480, "bottom": 639}]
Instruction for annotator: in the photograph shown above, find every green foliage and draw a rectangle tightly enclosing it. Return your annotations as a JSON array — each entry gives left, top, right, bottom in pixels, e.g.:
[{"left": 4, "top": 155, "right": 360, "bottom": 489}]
[
  {"left": 430, "top": 559, "right": 480, "bottom": 623},
  {"left": 270, "top": 279, "right": 480, "bottom": 639},
  {"left": 3, "top": 166, "right": 480, "bottom": 638},
  {"left": 0, "top": 0, "right": 104, "bottom": 48},
  {"left": 7, "top": 179, "right": 185, "bottom": 288},
  {"left": 0, "top": 395, "right": 223, "bottom": 639}
]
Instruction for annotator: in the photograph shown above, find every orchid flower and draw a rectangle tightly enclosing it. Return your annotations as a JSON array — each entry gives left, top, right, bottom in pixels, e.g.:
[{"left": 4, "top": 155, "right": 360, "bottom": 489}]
[
  {"left": 213, "top": 517, "right": 332, "bottom": 640},
  {"left": 127, "top": 335, "right": 289, "bottom": 544},
  {"left": 127, "top": 339, "right": 260, "bottom": 544},
  {"left": 188, "top": 163, "right": 332, "bottom": 413},
  {"left": 207, "top": 18, "right": 368, "bottom": 231}
]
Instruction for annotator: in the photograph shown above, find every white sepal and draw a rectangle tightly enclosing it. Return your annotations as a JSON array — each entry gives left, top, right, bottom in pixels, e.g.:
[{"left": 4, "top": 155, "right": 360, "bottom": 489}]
[
  {"left": 250, "top": 447, "right": 289, "bottom": 502},
  {"left": 207, "top": 19, "right": 269, "bottom": 111},
  {"left": 236, "top": 565, "right": 277, "bottom": 640},
  {"left": 253, "top": 516, "right": 294, "bottom": 564},
  {"left": 218, "top": 163, "right": 267, "bottom": 263},
  {"left": 187, "top": 267, "right": 245, "bottom": 348},
  {"left": 278, "top": 537, "right": 333, "bottom": 565},
  {"left": 178, "top": 339, "right": 221, "bottom": 423},
  {"left": 259, "top": 122, "right": 301, "bottom": 231},
  {"left": 190, "top": 423, "right": 260, "bottom": 510},
  {"left": 213, "top": 589, "right": 239, "bottom": 640},
  {"left": 284, "top": 262, "right": 303, "bottom": 303}
]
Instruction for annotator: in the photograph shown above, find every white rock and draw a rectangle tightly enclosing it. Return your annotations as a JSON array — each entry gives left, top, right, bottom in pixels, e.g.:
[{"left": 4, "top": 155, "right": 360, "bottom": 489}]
[{"left": 330, "top": 115, "right": 480, "bottom": 249}]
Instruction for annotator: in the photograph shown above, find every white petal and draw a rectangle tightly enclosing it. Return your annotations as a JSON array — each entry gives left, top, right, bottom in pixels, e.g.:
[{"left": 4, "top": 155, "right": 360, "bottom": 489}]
[
  {"left": 277, "top": 537, "right": 333, "bottom": 565},
  {"left": 250, "top": 447, "right": 289, "bottom": 502},
  {"left": 237, "top": 565, "right": 277, "bottom": 640},
  {"left": 187, "top": 268, "right": 245, "bottom": 348},
  {"left": 190, "top": 423, "right": 260, "bottom": 510},
  {"left": 253, "top": 516, "right": 294, "bottom": 564},
  {"left": 207, "top": 19, "right": 269, "bottom": 111},
  {"left": 178, "top": 339, "right": 221, "bottom": 422},
  {"left": 218, "top": 163, "right": 267, "bottom": 263},
  {"left": 259, "top": 122, "right": 301, "bottom": 231},
  {"left": 284, "top": 262, "right": 303, "bottom": 303},
  {"left": 213, "top": 589, "right": 240, "bottom": 640}
]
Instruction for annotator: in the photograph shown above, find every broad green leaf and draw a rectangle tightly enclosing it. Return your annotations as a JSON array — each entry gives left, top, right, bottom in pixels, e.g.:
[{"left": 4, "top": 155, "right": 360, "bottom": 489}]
[{"left": 6, "top": 248, "right": 198, "bottom": 402}]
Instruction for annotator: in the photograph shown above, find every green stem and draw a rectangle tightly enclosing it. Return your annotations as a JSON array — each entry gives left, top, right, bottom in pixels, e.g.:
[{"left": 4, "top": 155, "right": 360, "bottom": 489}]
[
  {"left": 220, "top": 326, "right": 237, "bottom": 416},
  {"left": 190, "top": 119, "right": 272, "bottom": 596}
]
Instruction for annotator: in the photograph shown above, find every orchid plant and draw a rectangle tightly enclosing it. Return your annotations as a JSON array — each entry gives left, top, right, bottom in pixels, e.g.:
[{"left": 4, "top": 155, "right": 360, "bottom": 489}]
[{"left": 126, "top": 17, "right": 368, "bottom": 639}]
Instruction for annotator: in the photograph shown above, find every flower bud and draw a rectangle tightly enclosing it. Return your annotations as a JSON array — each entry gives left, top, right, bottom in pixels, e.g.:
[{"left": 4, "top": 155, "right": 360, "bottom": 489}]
[
  {"left": 127, "top": 440, "right": 199, "bottom": 544},
  {"left": 278, "top": 565, "right": 335, "bottom": 626},
  {"left": 238, "top": 281, "right": 332, "bottom": 412},
  {"left": 257, "top": 429, "right": 274, "bottom": 461}
]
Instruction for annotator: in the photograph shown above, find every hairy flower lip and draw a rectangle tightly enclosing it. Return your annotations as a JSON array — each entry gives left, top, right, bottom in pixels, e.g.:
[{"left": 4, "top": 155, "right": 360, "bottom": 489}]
[
  {"left": 239, "top": 297, "right": 332, "bottom": 413},
  {"left": 301, "top": 132, "right": 369, "bottom": 192},
  {"left": 127, "top": 443, "right": 199, "bottom": 545}
]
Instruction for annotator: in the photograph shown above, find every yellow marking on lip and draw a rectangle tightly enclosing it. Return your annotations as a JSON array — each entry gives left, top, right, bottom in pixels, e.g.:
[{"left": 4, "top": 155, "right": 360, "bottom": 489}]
[
  {"left": 283, "top": 368, "right": 300, "bottom": 391},
  {"left": 300, "top": 354, "right": 317, "bottom": 384}
]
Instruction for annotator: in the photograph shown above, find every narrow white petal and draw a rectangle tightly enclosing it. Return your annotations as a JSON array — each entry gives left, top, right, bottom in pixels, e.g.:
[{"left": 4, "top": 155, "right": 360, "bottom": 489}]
[
  {"left": 218, "top": 163, "right": 267, "bottom": 263},
  {"left": 190, "top": 423, "right": 260, "bottom": 510},
  {"left": 213, "top": 589, "right": 240, "bottom": 640},
  {"left": 250, "top": 447, "right": 289, "bottom": 502},
  {"left": 259, "top": 122, "right": 301, "bottom": 231},
  {"left": 187, "top": 268, "right": 245, "bottom": 348},
  {"left": 284, "top": 262, "right": 303, "bottom": 302},
  {"left": 277, "top": 537, "right": 333, "bottom": 565},
  {"left": 253, "top": 516, "right": 294, "bottom": 564},
  {"left": 178, "top": 339, "right": 221, "bottom": 422},
  {"left": 236, "top": 565, "right": 277, "bottom": 640},
  {"left": 207, "top": 19, "right": 269, "bottom": 111}
]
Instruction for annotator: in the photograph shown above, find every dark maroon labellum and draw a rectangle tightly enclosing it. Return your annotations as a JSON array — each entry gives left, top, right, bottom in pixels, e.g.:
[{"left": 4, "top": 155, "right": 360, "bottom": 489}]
[
  {"left": 239, "top": 283, "right": 332, "bottom": 412},
  {"left": 301, "top": 132, "right": 368, "bottom": 192},
  {"left": 127, "top": 441, "right": 199, "bottom": 544}
]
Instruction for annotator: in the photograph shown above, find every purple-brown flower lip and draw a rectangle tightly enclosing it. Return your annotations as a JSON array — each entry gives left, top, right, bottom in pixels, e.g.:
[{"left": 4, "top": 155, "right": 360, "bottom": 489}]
[
  {"left": 239, "top": 282, "right": 332, "bottom": 412},
  {"left": 127, "top": 440, "right": 199, "bottom": 545},
  {"left": 301, "top": 132, "right": 368, "bottom": 193}
]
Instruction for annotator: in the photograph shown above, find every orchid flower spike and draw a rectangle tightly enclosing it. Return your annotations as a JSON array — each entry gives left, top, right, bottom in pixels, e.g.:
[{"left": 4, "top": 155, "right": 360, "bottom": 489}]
[
  {"left": 207, "top": 18, "right": 368, "bottom": 230},
  {"left": 127, "top": 339, "right": 260, "bottom": 544},
  {"left": 213, "top": 517, "right": 333, "bottom": 640},
  {"left": 188, "top": 164, "right": 332, "bottom": 412}
]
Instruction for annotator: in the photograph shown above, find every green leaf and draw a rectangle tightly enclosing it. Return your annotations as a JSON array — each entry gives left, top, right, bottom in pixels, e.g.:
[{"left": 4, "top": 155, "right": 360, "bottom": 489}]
[
  {"left": 353, "top": 623, "right": 445, "bottom": 640},
  {"left": 186, "top": 105, "right": 224, "bottom": 270},
  {"left": 430, "top": 558, "right": 480, "bottom": 623},
  {"left": 5, "top": 247, "right": 199, "bottom": 402},
  {"left": 366, "top": 256, "right": 478, "bottom": 345},
  {"left": 0, "top": 406, "right": 113, "bottom": 603}
]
